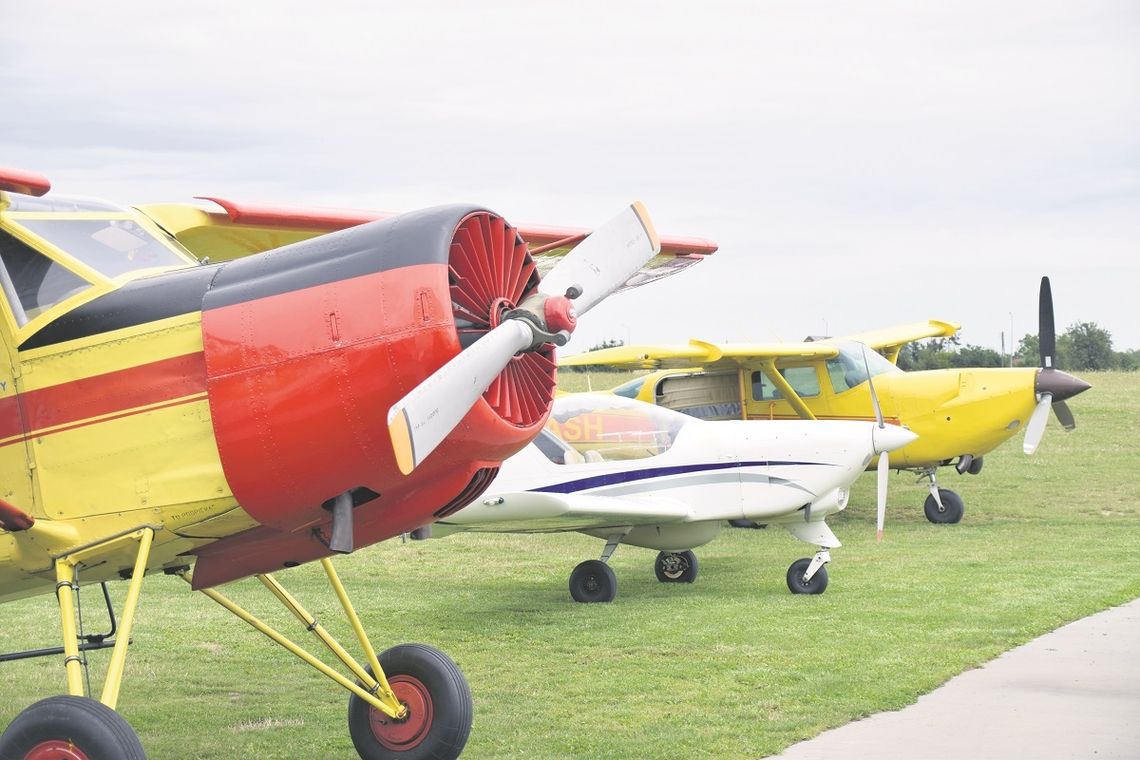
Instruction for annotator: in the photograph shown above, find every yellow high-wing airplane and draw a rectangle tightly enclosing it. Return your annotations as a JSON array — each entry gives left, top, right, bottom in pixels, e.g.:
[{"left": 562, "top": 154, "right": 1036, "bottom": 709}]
[
  {"left": 0, "top": 167, "right": 715, "bottom": 759},
  {"left": 560, "top": 278, "right": 1090, "bottom": 525}
]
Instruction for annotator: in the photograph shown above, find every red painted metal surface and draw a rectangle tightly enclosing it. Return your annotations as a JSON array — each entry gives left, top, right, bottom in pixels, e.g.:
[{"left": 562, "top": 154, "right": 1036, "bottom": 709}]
[
  {"left": 0, "top": 167, "right": 51, "bottom": 197},
  {"left": 371, "top": 675, "right": 433, "bottom": 751},
  {"left": 0, "top": 498, "right": 34, "bottom": 531},
  {"left": 194, "top": 211, "right": 554, "bottom": 585}
]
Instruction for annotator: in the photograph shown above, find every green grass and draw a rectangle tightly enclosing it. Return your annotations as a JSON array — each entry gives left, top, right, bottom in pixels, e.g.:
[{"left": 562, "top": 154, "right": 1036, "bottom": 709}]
[{"left": 2, "top": 372, "right": 1137, "bottom": 759}]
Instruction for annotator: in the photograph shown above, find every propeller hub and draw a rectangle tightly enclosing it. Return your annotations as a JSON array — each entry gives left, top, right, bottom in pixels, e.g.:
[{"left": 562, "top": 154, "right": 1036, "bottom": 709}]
[
  {"left": 542, "top": 295, "right": 578, "bottom": 334},
  {"left": 1035, "top": 368, "right": 1092, "bottom": 402}
]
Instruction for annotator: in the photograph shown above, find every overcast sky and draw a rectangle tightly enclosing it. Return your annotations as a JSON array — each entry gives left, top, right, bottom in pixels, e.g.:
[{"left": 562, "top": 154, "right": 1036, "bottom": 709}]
[{"left": 3, "top": 1, "right": 1138, "bottom": 355}]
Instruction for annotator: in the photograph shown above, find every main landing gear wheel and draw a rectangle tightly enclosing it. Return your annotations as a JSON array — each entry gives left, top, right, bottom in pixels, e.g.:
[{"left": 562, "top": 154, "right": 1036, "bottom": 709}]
[
  {"left": 569, "top": 559, "right": 617, "bottom": 603},
  {"left": 0, "top": 695, "right": 147, "bottom": 760},
  {"left": 924, "top": 489, "right": 965, "bottom": 524},
  {"left": 348, "top": 644, "right": 472, "bottom": 760},
  {"left": 654, "top": 551, "right": 699, "bottom": 583},
  {"left": 786, "top": 558, "right": 829, "bottom": 595}
]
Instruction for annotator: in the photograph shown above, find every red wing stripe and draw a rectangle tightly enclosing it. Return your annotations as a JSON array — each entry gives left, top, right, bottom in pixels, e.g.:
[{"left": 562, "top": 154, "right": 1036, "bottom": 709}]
[{"left": 0, "top": 353, "right": 207, "bottom": 442}]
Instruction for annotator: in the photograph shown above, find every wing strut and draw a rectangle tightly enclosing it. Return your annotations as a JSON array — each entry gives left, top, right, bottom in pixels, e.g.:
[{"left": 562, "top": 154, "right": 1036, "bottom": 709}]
[{"left": 757, "top": 361, "right": 817, "bottom": 420}]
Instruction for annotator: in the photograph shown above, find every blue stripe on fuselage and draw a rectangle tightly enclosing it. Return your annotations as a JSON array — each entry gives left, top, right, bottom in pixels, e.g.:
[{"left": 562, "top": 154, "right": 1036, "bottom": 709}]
[{"left": 531, "top": 460, "right": 834, "bottom": 495}]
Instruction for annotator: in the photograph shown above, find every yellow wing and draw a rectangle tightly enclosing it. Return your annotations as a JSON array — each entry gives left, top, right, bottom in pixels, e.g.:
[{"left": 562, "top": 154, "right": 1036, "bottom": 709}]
[
  {"left": 558, "top": 339, "right": 838, "bottom": 372},
  {"left": 136, "top": 199, "right": 718, "bottom": 292},
  {"left": 830, "top": 320, "right": 960, "bottom": 364}
]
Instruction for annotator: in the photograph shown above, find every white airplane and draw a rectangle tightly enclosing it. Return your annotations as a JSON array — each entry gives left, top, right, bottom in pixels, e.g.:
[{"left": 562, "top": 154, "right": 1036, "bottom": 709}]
[{"left": 415, "top": 394, "right": 917, "bottom": 602}]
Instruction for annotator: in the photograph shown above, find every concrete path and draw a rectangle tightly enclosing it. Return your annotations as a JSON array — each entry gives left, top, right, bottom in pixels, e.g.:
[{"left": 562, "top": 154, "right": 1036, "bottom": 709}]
[{"left": 771, "top": 598, "right": 1140, "bottom": 760}]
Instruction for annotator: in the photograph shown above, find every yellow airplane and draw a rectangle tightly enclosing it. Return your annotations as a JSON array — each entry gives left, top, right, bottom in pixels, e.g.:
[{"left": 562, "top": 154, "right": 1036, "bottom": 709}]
[
  {"left": 0, "top": 166, "right": 715, "bottom": 759},
  {"left": 560, "top": 278, "right": 1090, "bottom": 525}
]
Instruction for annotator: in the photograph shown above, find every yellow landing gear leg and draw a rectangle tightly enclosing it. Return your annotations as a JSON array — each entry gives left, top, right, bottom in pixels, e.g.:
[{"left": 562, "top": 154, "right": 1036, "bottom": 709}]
[
  {"left": 181, "top": 557, "right": 472, "bottom": 759},
  {"left": 0, "top": 528, "right": 155, "bottom": 759}
]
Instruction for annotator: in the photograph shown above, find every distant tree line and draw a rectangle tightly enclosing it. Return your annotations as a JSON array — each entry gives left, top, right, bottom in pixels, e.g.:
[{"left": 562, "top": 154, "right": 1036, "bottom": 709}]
[{"left": 898, "top": 321, "right": 1139, "bottom": 372}]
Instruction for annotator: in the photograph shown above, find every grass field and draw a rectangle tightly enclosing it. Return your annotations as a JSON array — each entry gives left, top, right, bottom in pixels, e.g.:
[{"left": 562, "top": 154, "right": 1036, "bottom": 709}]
[{"left": 2, "top": 372, "right": 1138, "bottom": 759}]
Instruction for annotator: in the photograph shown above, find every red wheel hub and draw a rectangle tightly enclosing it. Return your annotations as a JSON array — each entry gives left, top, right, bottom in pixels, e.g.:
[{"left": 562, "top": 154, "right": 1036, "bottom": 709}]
[
  {"left": 25, "top": 740, "right": 90, "bottom": 760},
  {"left": 369, "top": 675, "right": 434, "bottom": 751}
]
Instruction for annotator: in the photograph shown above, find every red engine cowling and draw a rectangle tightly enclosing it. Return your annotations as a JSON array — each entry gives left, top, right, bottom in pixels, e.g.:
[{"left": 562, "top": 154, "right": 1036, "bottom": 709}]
[{"left": 192, "top": 205, "right": 556, "bottom": 587}]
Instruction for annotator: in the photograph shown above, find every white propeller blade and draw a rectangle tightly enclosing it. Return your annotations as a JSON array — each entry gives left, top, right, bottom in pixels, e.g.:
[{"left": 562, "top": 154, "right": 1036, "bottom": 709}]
[
  {"left": 537, "top": 201, "right": 660, "bottom": 315},
  {"left": 1023, "top": 393, "right": 1053, "bottom": 454},
  {"left": 389, "top": 203, "right": 662, "bottom": 475},
  {"left": 388, "top": 320, "right": 533, "bottom": 475},
  {"left": 876, "top": 452, "right": 889, "bottom": 542}
]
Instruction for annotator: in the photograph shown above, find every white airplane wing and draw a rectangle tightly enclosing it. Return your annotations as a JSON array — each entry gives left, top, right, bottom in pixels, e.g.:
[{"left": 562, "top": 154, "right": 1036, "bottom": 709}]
[{"left": 433, "top": 491, "right": 693, "bottom": 535}]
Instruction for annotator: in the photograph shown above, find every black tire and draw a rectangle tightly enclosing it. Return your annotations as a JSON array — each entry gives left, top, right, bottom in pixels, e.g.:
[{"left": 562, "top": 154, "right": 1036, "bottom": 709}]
[
  {"left": 967, "top": 456, "right": 984, "bottom": 475},
  {"left": 654, "top": 551, "right": 699, "bottom": 583},
  {"left": 569, "top": 559, "right": 617, "bottom": 603},
  {"left": 786, "top": 558, "right": 829, "bottom": 595},
  {"left": 728, "top": 519, "right": 767, "bottom": 529},
  {"left": 0, "top": 695, "right": 147, "bottom": 760},
  {"left": 348, "top": 644, "right": 472, "bottom": 760},
  {"left": 924, "top": 488, "right": 965, "bottom": 524}
]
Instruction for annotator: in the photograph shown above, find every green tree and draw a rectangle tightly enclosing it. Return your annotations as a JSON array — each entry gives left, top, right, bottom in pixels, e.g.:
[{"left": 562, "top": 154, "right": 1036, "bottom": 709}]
[
  {"left": 1059, "top": 322, "right": 1115, "bottom": 370},
  {"left": 950, "top": 344, "right": 1004, "bottom": 368},
  {"left": 1117, "top": 349, "right": 1140, "bottom": 371},
  {"left": 1015, "top": 334, "right": 1040, "bottom": 367},
  {"left": 897, "top": 336, "right": 959, "bottom": 371}
]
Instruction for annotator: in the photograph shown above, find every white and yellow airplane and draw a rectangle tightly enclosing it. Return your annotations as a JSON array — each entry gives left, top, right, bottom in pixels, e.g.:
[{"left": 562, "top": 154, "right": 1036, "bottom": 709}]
[
  {"left": 561, "top": 278, "right": 1090, "bottom": 525},
  {"left": 415, "top": 393, "right": 916, "bottom": 601}
]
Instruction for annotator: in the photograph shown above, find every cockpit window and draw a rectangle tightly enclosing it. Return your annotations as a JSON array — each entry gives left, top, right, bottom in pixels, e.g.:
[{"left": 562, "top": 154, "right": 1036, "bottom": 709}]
[
  {"left": 610, "top": 376, "right": 646, "bottom": 399},
  {"left": 537, "top": 393, "right": 694, "bottom": 463},
  {"left": 0, "top": 229, "right": 92, "bottom": 325},
  {"left": 15, "top": 218, "right": 190, "bottom": 278},
  {"left": 825, "top": 341, "right": 901, "bottom": 392}
]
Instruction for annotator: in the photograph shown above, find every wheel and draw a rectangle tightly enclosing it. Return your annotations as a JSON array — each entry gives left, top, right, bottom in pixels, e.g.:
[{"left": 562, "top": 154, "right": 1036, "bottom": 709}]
[
  {"left": 728, "top": 519, "right": 767, "bottom": 529},
  {"left": 654, "top": 551, "right": 699, "bottom": 583},
  {"left": 348, "top": 643, "right": 472, "bottom": 760},
  {"left": 569, "top": 559, "right": 617, "bottom": 603},
  {"left": 967, "top": 456, "right": 984, "bottom": 475},
  {"left": 786, "top": 558, "right": 828, "bottom": 595},
  {"left": 924, "top": 488, "right": 965, "bottom": 524},
  {"left": 0, "top": 695, "right": 147, "bottom": 760}
]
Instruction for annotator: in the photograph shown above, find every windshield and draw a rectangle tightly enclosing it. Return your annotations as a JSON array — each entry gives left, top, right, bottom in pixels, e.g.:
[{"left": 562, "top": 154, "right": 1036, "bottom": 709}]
[
  {"left": 539, "top": 393, "right": 695, "bottom": 462},
  {"left": 825, "top": 341, "right": 901, "bottom": 392},
  {"left": 14, "top": 217, "right": 193, "bottom": 278}
]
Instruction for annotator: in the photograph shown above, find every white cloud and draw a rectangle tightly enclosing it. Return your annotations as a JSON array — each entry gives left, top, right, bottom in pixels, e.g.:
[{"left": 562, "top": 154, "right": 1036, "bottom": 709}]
[{"left": 4, "top": 0, "right": 1138, "bottom": 349}]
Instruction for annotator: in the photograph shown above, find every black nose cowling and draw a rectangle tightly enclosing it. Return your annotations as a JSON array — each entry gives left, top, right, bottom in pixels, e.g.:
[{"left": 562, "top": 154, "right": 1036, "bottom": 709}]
[{"left": 1035, "top": 368, "right": 1092, "bottom": 402}]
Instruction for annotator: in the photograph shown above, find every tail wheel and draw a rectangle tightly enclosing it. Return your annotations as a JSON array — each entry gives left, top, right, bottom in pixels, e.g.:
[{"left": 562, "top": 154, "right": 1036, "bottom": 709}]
[
  {"left": 348, "top": 644, "right": 472, "bottom": 760},
  {"left": 449, "top": 212, "right": 555, "bottom": 428},
  {"left": 654, "top": 551, "right": 699, "bottom": 583},
  {"left": 0, "top": 695, "right": 146, "bottom": 760}
]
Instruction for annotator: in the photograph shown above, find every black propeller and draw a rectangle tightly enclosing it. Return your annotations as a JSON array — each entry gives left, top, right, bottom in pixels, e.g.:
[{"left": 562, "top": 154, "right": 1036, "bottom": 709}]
[{"left": 1023, "top": 276, "right": 1091, "bottom": 454}]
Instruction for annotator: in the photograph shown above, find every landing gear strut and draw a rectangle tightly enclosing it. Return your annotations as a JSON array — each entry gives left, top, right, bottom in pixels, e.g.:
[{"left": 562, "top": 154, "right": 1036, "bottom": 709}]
[
  {"left": 569, "top": 533, "right": 626, "bottom": 602},
  {"left": 786, "top": 550, "right": 830, "bottom": 595},
  {"left": 919, "top": 468, "right": 965, "bottom": 524},
  {"left": 187, "top": 559, "right": 472, "bottom": 759}
]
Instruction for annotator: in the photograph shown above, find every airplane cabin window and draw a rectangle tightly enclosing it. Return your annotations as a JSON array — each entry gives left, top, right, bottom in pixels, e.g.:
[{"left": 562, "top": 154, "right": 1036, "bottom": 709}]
[
  {"left": 780, "top": 366, "right": 821, "bottom": 397},
  {"left": 0, "top": 230, "right": 93, "bottom": 325},
  {"left": 825, "top": 342, "right": 902, "bottom": 392},
  {"left": 15, "top": 219, "right": 192, "bottom": 278},
  {"left": 751, "top": 370, "right": 779, "bottom": 400},
  {"left": 751, "top": 367, "right": 820, "bottom": 400}
]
